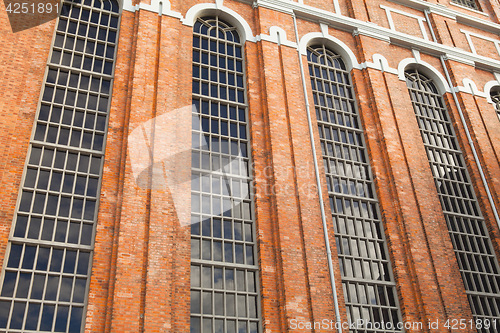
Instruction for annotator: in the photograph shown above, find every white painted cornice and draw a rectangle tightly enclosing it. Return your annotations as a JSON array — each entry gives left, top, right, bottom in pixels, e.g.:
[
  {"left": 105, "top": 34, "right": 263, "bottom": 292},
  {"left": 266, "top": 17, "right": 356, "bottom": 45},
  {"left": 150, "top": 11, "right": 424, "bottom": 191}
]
[
  {"left": 119, "top": 0, "right": 500, "bottom": 98},
  {"left": 241, "top": 0, "right": 500, "bottom": 35},
  {"left": 388, "top": 0, "right": 500, "bottom": 35},
  {"left": 239, "top": 0, "right": 500, "bottom": 71}
]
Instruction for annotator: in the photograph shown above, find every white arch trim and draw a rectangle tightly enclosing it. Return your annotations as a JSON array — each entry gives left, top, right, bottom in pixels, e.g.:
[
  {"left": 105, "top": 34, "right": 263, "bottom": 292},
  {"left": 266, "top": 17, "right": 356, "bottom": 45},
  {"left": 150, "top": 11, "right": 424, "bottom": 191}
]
[
  {"left": 182, "top": 3, "right": 257, "bottom": 43},
  {"left": 260, "top": 26, "right": 297, "bottom": 48},
  {"left": 299, "top": 32, "right": 361, "bottom": 70},
  {"left": 398, "top": 58, "right": 452, "bottom": 94},
  {"left": 456, "top": 78, "right": 487, "bottom": 98},
  {"left": 363, "top": 54, "right": 398, "bottom": 75}
]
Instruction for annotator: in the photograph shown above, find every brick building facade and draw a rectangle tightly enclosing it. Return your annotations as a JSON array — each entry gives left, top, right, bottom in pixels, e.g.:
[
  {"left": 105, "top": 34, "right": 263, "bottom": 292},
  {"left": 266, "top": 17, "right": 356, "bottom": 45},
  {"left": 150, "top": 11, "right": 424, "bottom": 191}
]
[{"left": 0, "top": 0, "right": 500, "bottom": 332}]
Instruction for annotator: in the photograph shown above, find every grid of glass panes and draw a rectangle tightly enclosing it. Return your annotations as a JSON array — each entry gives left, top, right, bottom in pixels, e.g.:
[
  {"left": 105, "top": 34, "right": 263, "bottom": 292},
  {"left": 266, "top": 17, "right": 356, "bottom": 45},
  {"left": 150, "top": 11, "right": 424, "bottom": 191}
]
[
  {"left": 308, "top": 45, "right": 402, "bottom": 332},
  {"left": 491, "top": 89, "right": 500, "bottom": 121},
  {"left": 0, "top": 0, "right": 119, "bottom": 332},
  {"left": 451, "top": 0, "right": 479, "bottom": 10},
  {"left": 406, "top": 69, "right": 500, "bottom": 331},
  {"left": 191, "top": 17, "right": 259, "bottom": 333}
]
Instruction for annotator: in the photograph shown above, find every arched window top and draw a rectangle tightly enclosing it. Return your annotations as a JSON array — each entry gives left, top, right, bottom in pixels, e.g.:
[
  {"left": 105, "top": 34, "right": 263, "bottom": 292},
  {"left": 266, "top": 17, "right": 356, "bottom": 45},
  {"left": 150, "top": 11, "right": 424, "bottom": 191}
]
[
  {"left": 64, "top": 0, "right": 120, "bottom": 12},
  {"left": 307, "top": 45, "right": 347, "bottom": 71},
  {"left": 398, "top": 59, "right": 451, "bottom": 94},
  {"left": 490, "top": 87, "right": 500, "bottom": 120},
  {"left": 299, "top": 33, "right": 360, "bottom": 70},
  {"left": 184, "top": 3, "right": 255, "bottom": 43},
  {"left": 194, "top": 17, "right": 240, "bottom": 44},
  {"left": 490, "top": 87, "right": 500, "bottom": 102},
  {"left": 55, "top": 0, "right": 120, "bottom": 76},
  {"left": 104, "top": 0, "right": 119, "bottom": 12},
  {"left": 405, "top": 69, "right": 441, "bottom": 95}
]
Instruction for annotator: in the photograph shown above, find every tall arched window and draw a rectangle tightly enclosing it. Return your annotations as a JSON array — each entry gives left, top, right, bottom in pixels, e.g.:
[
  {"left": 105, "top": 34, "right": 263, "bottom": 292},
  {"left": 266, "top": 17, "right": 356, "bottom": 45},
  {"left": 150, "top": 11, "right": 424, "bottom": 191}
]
[
  {"left": 190, "top": 17, "right": 260, "bottom": 333},
  {"left": 406, "top": 69, "right": 500, "bottom": 328},
  {"left": 0, "top": 0, "right": 120, "bottom": 331},
  {"left": 308, "top": 45, "right": 402, "bottom": 331},
  {"left": 490, "top": 88, "right": 500, "bottom": 121}
]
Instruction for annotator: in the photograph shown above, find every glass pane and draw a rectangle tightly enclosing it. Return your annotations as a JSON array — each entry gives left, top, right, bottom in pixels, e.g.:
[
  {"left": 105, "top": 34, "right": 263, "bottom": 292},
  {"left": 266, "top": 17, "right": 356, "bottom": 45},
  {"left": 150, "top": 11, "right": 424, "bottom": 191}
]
[
  {"left": 0, "top": 0, "right": 119, "bottom": 330},
  {"left": 190, "top": 16, "right": 259, "bottom": 331},
  {"left": 308, "top": 45, "right": 401, "bottom": 330},
  {"left": 406, "top": 69, "right": 500, "bottom": 323}
]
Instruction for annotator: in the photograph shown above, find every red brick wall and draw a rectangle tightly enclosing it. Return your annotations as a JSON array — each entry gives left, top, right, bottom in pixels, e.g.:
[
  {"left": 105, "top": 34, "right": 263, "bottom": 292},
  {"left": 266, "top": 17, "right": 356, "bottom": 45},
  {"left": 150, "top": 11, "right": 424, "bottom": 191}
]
[
  {"left": 86, "top": 9, "right": 193, "bottom": 332},
  {"left": 0, "top": 0, "right": 499, "bottom": 332}
]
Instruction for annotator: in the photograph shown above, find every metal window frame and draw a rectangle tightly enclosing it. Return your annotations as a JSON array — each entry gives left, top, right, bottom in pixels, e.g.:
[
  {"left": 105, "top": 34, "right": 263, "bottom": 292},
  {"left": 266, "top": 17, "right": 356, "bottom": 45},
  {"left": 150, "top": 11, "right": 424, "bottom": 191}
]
[
  {"left": 0, "top": 0, "right": 121, "bottom": 332},
  {"left": 451, "top": 0, "right": 480, "bottom": 11},
  {"left": 406, "top": 69, "right": 500, "bottom": 329},
  {"left": 307, "top": 45, "right": 403, "bottom": 332},
  {"left": 491, "top": 89, "right": 500, "bottom": 122},
  {"left": 190, "top": 16, "right": 262, "bottom": 333}
]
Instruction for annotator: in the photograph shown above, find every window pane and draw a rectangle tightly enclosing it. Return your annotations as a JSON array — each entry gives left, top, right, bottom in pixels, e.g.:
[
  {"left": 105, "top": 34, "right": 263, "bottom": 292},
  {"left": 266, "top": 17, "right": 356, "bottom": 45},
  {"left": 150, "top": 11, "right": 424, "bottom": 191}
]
[
  {"left": 451, "top": 0, "right": 479, "bottom": 10},
  {"left": 0, "top": 0, "right": 120, "bottom": 331},
  {"left": 406, "top": 69, "right": 500, "bottom": 323},
  {"left": 191, "top": 16, "right": 260, "bottom": 331},
  {"left": 308, "top": 45, "right": 402, "bottom": 331}
]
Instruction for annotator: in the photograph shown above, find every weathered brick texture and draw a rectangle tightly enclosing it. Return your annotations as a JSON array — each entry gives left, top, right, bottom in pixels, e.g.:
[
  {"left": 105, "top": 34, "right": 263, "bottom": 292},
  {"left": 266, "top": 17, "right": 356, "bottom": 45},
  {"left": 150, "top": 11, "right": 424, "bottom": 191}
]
[{"left": 0, "top": 0, "right": 499, "bottom": 332}]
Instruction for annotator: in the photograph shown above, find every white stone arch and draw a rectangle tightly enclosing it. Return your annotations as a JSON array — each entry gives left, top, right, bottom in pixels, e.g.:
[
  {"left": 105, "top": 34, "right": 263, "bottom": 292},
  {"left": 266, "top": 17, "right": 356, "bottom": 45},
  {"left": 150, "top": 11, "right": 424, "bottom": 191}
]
[
  {"left": 299, "top": 32, "right": 361, "bottom": 71},
  {"left": 372, "top": 54, "right": 391, "bottom": 71},
  {"left": 259, "top": 26, "right": 297, "bottom": 48},
  {"left": 182, "top": 3, "right": 256, "bottom": 43},
  {"left": 462, "top": 78, "right": 482, "bottom": 95},
  {"left": 484, "top": 80, "right": 500, "bottom": 104},
  {"left": 398, "top": 58, "right": 451, "bottom": 94},
  {"left": 269, "top": 26, "right": 288, "bottom": 42},
  {"left": 362, "top": 54, "right": 399, "bottom": 75}
]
